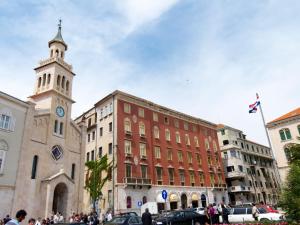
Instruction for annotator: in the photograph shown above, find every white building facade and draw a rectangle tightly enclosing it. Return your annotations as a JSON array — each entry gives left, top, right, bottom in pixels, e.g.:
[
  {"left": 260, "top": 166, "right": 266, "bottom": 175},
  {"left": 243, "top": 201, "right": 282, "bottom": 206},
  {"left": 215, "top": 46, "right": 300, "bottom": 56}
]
[
  {"left": 217, "top": 124, "right": 280, "bottom": 205},
  {"left": 0, "top": 92, "right": 31, "bottom": 218},
  {"left": 267, "top": 107, "right": 300, "bottom": 183}
]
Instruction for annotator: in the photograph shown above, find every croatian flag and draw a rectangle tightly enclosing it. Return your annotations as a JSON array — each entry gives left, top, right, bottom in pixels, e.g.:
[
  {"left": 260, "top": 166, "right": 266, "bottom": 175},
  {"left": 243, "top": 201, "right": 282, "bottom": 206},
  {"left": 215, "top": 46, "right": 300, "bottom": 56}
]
[{"left": 249, "top": 93, "right": 260, "bottom": 113}]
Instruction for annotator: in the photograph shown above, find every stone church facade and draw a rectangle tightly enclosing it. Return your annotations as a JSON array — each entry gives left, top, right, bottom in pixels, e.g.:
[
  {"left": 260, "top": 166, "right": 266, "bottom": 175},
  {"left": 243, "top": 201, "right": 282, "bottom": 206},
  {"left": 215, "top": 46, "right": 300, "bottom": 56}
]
[{"left": 0, "top": 23, "right": 86, "bottom": 219}]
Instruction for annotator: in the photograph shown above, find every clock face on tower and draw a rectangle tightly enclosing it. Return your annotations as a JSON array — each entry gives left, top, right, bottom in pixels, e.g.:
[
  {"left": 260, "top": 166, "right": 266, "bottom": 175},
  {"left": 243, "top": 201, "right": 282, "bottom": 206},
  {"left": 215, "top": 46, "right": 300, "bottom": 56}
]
[{"left": 56, "top": 106, "right": 65, "bottom": 117}]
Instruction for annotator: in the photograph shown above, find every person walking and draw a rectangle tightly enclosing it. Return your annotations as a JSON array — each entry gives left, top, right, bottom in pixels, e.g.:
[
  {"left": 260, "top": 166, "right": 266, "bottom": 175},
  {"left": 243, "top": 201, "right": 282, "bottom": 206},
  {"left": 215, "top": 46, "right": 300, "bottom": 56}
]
[
  {"left": 141, "top": 208, "right": 152, "bottom": 225},
  {"left": 5, "top": 210, "right": 27, "bottom": 225},
  {"left": 220, "top": 203, "right": 229, "bottom": 224},
  {"left": 212, "top": 203, "right": 219, "bottom": 224},
  {"left": 252, "top": 203, "right": 259, "bottom": 221}
]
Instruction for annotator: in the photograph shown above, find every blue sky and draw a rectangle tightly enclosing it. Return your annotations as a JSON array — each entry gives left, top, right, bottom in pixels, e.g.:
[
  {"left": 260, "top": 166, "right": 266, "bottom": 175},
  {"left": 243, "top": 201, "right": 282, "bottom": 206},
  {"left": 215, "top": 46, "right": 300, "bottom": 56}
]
[{"left": 0, "top": 0, "right": 300, "bottom": 145}]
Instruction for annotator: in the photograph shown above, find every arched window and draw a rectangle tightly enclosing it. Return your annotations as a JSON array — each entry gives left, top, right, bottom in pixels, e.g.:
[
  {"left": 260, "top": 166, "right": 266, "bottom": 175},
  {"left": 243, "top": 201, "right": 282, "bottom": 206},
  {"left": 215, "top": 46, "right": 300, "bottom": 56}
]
[
  {"left": 62, "top": 76, "right": 65, "bottom": 89},
  {"left": 57, "top": 75, "right": 61, "bottom": 87},
  {"left": 298, "top": 125, "right": 300, "bottom": 135},
  {"left": 42, "top": 73, "right": 46, "bottom": 86},
  {"left": 153, "top": 126, "right": 159, "bottom": 139},
  {"left": 61, "top": 51, "right": 64, "bottom": 58},
  {"left": 194, "top": 136, "right": 199, "bottom": 147},
  {"left": 124, "top": 118, "right": 131, "bottom": 133},
  {"left": 59, "top": 122, "right": 63, "bottom": 135},
  {"left": 284, "top": 148, "right": 291, "bottom": 162},
  {"left": 176, "top": 131, "right": 181, "bottom": 143},
  {"left": 55, "top": 49, "right": 59, "bottom": 57},
  {"left": 54, "top": 120, "right": 58, "bottom": 133},
  {"left": 50, "top": 49, "right": 53, "bottom": 57},
  {"left": 47, "top": 74, "right": 51, "bottom": 84},
  {"left": 38, "top": 77, "right": 42, "bottom": 88},
  {"left": 139, "top": 122, "right": 145, "bottom": 136},
  {"left": 31, "top": 155, "right": 38, "bottom": 179},
  {"left": 142, "top": 196, "right": 147, "bottom": 204},
  {"left": 279, "top": 128, "right": 292, "bottom": 141},
  {"left": 66, "top": 81, "right": 69, "bottom": 92},
  {"left": 126, "top": 196, "right": 132, "bottom": 208},
  {"left": 165, "top": 129, "right": 171, "bottom": 141}
]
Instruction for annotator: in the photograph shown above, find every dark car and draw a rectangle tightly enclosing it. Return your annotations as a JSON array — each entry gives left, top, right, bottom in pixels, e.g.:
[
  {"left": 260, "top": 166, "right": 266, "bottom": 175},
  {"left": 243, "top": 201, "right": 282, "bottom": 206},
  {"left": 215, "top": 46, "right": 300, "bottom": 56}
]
[
  {"left": 105, "top": 216, "right": 142, "bottom": 225},
  {"left": 154, "top": 210, "right": 208, "bottom": 225},
  {"left": 118, "top": 212, "right": 139, "bottom": 217}
]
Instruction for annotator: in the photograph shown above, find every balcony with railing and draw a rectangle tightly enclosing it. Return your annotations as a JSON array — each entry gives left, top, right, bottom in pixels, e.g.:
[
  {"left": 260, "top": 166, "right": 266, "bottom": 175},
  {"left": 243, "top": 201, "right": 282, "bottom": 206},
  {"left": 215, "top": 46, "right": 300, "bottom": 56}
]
[
  {"left": 123, "top": 177, "right": 152, "bottom": 187},
  {"left": 226, "top": 171, "right": 246, "bottom": 179},
  {"left": 228, "top": 185, "right": 251, "bottom": 193}
]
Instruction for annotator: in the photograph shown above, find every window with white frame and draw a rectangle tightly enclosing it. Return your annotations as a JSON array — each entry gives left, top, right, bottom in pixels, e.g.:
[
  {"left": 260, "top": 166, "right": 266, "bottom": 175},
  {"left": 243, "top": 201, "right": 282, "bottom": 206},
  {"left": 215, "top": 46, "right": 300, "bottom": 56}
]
[
  {"left": 124, "top": 118, "right": 131, "bottom": 133},
  {"left": 138, "top": 108, "right": 145, "bottom": 118},
  {"left": 184, "top": 122, "right": 189, "bottom": 131},
  {"left": 178, "top": 150, "right": 183, "bottom": 162},
  {"left": 156, "top": 167, "right": 163, "bottom": 184},
  {"left": 179, "top": 170, "right": 185, "bottom": 185},
  {"left": 124, "top": 103, "right": 131, "bottom": 114},
  {"left": 155, "top": 146, "right": 161, "bottom": 159},
  {"left": 0, "top": 109, "right": 15, "bottom": 131},
  {"left": 139, "top": 122, "right": 145, "bottom": 136},
  {"left": 0, "top": 140, "right": 8, "bottom": 174},
  {"left": 167, "top": 149, "right": 173, "bottom": 160},
  {"left": 205, "top": 138, "right": 210, "bottom": 150},
  {"left": 140, "top": 143, "right": 147, "bottom": 157},
  {"left": 175, "top": 131, "right": 181, "bottom": 143},
  {"left": 141, "top": 165, "right": 147, "bottom": 178},
  {"left": 125, "top": 164, "right": 132, "bottom": 177},
  {"left": 279, "top": 128, "right": 292, "bottom": 141},
  {"left": 125, "top": 140, "right": 132, "bottom": 154},
  {"left": 187, "top": 152, "right": 192, "bottom": 163},
  {"left": 190, "top": 171, "right": 195, "bottom": 185},
  {"left": 185, "top": 134, "right": 190, "bottom": 146},
  {"left": 153, "top": 126, "right": 159, "bottom": 139},
  {"left": 153, "top": 112, "right": 158, "bottom": 122},
  {"left": 213, "top": 140, "right": 217, "bottom": 151},
  {"left": 165, "top": 129, "right": 171, "bottom": 141},
  {"left": 194, "top": 136, "right": 199, "bottom": 147},
  {"left": 174, "top": 119, "right": 179, "bottom": 128}
]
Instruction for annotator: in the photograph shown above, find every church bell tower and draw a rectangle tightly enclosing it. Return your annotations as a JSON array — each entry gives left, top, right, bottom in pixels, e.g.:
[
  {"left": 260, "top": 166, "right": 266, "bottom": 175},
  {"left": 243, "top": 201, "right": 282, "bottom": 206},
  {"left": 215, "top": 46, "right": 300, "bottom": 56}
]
[{"left": 29, "top": 20, "right": 76, "bottom": 138}]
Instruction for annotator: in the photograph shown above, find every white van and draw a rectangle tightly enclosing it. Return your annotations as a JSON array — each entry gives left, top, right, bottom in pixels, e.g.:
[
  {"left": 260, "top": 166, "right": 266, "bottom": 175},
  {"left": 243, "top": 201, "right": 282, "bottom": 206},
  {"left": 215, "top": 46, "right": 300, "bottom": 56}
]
[{"left": 227, "top": 207, "right": 285, "bottom": 223}]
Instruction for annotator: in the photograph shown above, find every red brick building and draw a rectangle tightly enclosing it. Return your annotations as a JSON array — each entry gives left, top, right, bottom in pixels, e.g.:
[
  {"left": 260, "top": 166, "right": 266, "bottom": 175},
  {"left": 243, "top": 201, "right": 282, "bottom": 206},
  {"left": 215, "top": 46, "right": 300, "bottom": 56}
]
[{"left": 76, "top": 90, "right": 227, "bottom": 214}]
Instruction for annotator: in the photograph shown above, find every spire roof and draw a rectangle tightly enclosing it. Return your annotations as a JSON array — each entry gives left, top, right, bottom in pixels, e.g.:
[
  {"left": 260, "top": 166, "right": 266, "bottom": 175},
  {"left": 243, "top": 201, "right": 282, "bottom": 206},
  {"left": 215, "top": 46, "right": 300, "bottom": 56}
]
[{"left": 48, "top": 19, "right": 68, "bottom": 50}]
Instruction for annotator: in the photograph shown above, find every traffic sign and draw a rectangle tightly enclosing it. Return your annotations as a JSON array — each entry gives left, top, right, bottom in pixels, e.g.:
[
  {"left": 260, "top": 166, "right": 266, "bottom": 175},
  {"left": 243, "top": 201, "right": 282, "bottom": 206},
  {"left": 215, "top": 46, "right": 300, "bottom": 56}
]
[
  {"left": 138, "top": 201, "right": 143, "bottom": 207},
  {"left": 162, "top": 190, "right": 167, "bottom": 200}
]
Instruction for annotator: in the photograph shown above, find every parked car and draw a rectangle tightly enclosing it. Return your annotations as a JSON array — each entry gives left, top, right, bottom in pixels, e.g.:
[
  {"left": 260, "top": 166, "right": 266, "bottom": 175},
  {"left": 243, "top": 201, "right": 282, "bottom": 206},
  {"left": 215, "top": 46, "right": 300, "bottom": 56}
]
[
  {"left": 154, "top": 210, "right": 208, "bottom": 225},
  {"left": 117, "top": 212, "right": 139, "bottom": 217},
  {"left": 194, "top": 207, "right": 205, "bottom": 215},
  {"left": 226, "top": 207, "right": 285, "bottom": 223},
  {"left": 105, "top": 216, "right": 142, "bottom": 225}
]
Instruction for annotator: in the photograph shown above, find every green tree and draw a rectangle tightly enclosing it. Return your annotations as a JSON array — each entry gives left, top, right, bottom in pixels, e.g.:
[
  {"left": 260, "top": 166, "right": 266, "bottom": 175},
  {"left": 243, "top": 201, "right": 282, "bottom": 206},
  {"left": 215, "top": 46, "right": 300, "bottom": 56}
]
[
  {"left": 85, "top": 154, "right": 113, "bottom": 211},
  {"left": 279, "top": 144, "right": 300, "bottom": 222}
]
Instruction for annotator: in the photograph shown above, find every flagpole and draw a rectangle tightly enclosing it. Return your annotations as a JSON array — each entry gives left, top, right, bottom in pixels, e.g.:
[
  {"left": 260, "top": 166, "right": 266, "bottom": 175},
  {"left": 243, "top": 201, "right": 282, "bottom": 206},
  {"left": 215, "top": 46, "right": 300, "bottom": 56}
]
[{"left": 256, "top": 93, "right": 282, "bottom": 190}]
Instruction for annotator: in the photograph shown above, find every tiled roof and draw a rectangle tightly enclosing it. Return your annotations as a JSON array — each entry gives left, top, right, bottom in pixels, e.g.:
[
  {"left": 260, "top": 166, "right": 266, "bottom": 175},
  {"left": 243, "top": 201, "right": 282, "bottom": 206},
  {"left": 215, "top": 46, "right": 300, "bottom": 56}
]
[{"left": 268, "top": 107, "right": 300, "bottom": 124}]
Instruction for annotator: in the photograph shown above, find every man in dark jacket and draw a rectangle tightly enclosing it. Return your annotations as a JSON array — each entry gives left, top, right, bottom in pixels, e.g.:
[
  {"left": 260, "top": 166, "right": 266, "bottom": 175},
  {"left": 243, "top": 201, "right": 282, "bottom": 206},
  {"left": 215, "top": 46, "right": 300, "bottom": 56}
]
[{"left": 141, "top": 208, "right": 152, "bottom": 225}]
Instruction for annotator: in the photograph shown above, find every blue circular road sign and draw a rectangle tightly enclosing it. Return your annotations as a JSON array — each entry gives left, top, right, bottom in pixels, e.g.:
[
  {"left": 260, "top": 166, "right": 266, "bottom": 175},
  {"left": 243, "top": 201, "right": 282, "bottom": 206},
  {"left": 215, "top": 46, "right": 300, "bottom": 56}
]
[
  {"left": 162, "top": 190, "right": 168, "bottom": 200},
  {"left": 138, "top": 201, "right": 143, "bottom": 207}
]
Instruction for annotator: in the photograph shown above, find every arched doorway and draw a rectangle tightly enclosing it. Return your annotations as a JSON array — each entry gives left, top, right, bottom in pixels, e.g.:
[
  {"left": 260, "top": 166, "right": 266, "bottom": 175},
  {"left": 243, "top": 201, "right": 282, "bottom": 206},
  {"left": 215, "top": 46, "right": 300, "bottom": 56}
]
[
  {"left": 191, "top": 194, "right": 199, "bottom": 208},
  {"left": 52, "top": 183, "right": 68, "bottom": 218},
  {"left": 169, "top": 193, "right": 179, "bottom": 210},
  {"left": 181, "top": 193, "right": 187, "bottom": 209},
  {"left": 201, "top": 194, "right": 207, "bottom": 207}
]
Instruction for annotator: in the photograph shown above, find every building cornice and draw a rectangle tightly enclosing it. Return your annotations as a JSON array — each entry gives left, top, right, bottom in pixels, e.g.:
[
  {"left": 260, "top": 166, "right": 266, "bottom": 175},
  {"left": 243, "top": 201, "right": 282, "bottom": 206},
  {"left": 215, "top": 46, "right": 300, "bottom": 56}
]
[{"left": 28, "top": 89, "right": 75, "bottom": 104}]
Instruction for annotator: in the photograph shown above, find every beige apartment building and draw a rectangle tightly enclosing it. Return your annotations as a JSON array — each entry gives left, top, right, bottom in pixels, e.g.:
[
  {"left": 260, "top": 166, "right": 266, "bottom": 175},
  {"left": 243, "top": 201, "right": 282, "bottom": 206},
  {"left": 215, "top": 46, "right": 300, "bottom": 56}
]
[
  {"left": 0, "top": 92, "right": 32, "bottom": 218},
  {"left": 267, "top": 107, "right": 300, "bottom": 183},
  {"left": 217, "top": 124, "right": 280, "bottom": 205},
  {"left": 76, "top": 91, "right": 228, "bottom": 215},
  {"left": 0, "top": 24, "right": 86, "bottom": 219}
]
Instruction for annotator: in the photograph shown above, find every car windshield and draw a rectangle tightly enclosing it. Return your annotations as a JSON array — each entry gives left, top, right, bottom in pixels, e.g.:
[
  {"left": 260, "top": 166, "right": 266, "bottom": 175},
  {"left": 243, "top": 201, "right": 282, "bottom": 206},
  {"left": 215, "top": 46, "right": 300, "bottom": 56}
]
[
  {"left": 110, "top": 217, "right": 127, "bottom": 223},
  {"left": 258, "top": 208, "right": 267, "bottom": 214}
]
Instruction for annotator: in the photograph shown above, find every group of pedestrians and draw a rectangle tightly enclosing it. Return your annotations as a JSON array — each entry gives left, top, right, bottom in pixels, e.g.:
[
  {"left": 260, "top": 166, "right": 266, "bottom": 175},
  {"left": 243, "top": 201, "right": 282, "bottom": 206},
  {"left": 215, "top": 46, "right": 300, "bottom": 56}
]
[{"left": 205, "top": 203, "right": 230, "bottom": 224}]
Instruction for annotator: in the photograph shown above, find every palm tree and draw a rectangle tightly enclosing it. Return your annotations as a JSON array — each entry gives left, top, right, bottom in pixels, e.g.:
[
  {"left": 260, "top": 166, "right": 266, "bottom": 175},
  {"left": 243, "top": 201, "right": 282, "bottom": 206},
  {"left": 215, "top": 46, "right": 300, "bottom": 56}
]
[{"left": 85, "top": 154, "right": 113, "bottom": 212}]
